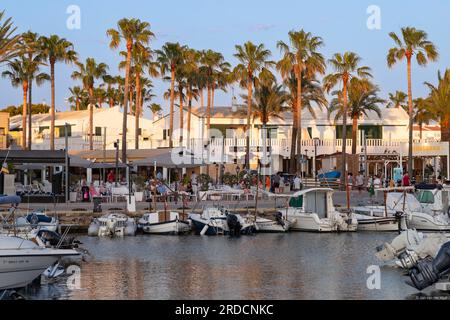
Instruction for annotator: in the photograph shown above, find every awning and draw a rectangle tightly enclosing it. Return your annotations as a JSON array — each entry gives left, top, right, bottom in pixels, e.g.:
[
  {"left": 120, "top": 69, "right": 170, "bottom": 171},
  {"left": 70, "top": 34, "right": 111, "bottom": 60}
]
[{"left": 133, "top": 152, "right": 206, "bottom": 169}]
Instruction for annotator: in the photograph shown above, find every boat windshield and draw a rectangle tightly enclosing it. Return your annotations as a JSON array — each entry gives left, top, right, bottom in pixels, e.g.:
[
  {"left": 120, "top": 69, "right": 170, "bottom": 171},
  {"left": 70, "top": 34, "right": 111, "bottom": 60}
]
[
  {"left": 289, "top": 196, "right": 303, "bottom": 208},
  {"left": 417, "top": 190, "right": 435, "bottom": 204}
]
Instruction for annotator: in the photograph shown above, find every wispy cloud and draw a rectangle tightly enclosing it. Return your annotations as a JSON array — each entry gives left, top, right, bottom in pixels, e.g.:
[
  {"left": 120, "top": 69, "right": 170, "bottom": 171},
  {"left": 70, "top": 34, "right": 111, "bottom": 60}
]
[{"left": 250, "top": 24, "right": 276, "bottom": 32}]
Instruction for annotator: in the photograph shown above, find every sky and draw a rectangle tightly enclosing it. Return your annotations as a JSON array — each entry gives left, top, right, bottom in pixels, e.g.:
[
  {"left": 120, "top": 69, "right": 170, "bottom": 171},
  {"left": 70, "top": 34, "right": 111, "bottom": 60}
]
[{"left": 1, "top": 0, "right": 450, "bottom": 118}]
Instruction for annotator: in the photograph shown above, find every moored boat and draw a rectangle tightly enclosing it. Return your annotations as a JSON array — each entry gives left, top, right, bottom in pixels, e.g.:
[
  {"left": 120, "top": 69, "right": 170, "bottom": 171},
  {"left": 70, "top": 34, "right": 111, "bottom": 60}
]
[
  {"left": 88, "top": 213, "right": 137, "bottom": 237},
  {"left": 0, "top": 236, "right": 79, "bottom": 290},
  {"left": 138, "top": 212, "right": 191, "bottom": 235},
  {"left": 189, "top": 207, "right": 254, "bottom": 236}
]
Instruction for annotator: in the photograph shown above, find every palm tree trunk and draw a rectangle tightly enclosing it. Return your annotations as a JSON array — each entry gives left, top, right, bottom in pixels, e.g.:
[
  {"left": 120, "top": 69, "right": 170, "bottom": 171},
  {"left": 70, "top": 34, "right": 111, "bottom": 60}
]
[
  {"left": 200, "top": 89, "right": 204, "bottom": 111},
  {"left": 187, "top": 88, "right": 192, "bottom": 149},
  {"left": 290, "top": 100, "right": 298, "bottom": 173},
  {"left": 169, "top": 66, "right": 175, "bottom": 149},
  {"left": 122, "top": 40, "right": 132, "bottom": 163},
  {"left": 407, "top": 56, "right": 414, "bottom": 179},
  {"left": 135, "top": 73, "right": 141, "bottom": 150},
  {"left": 27, "top": 78, "right": 32, "bottom": 150},
  {"left": 419, "top": 123, "right": 423, "bottom": 140},
  {"left": 352, "top": 115, "right": 358, "bottom": 154},
  {"left": 22, "top": 81, "right": 28, "bottom": 150},
  {"left": 129, "top": 90, "right": 134, "bottom": 115},
  {"left": 89, "top": 87, "right": 94, "bottom": 151},
  {"left": 206, "top": 84, "right": 211, "bottom": 130},
  {"left": 246, "top": 77, "right": 253, "bottom": 170},
  {"left": 76, "top": 98, "right": 80, "bottom": 111},
  {"left": 179, "top": 87, "right": 184, "bottom": 145},
  {"left": 211, "top": 86, "right": 215, "bottom": 112},
  {"left": 50, "top": 62, "right": 56, "bottom": 151},
  {"left": 341, "top": 78, "right": 348, "bottom": 193}
]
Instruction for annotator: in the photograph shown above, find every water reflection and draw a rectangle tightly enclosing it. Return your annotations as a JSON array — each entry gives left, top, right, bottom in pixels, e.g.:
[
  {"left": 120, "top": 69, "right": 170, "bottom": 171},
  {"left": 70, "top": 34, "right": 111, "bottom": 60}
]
[{"left": 24, "top": 233, "right": 449, "bottom": 300}]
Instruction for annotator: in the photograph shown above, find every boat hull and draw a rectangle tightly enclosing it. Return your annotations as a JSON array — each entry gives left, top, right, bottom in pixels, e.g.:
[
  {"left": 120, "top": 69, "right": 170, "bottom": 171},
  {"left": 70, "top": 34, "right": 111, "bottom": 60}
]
[
  {"left": 254, "top": 219, "right": 291, "bottom": 233},
  {"left": 356, "top": 216, "right": 401, "bottom": 232},
  {"left": 190, "top": 216, "right": 253, "bottom": 236},
  {"left": 142, "top": 220, "right": 191, "bottom": 235},
  {"left": 0, "top": 250, "right": 79, "bottom": 290},
  {"left": 408, "top": 213, "right": 450, "bottom": 232}
]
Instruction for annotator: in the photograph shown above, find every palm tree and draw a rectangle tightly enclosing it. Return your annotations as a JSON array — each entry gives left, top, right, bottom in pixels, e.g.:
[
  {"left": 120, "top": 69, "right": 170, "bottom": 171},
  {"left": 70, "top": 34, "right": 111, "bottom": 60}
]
[
  {"left": 0, "top": 11, "right": 21, "bottom": 65},
  {"left": 40, "top": 35, "right": 78, "bottom": 150},
  {"left": 323, "top": 52, "right": 372, "bottom": 190},
  {"left": 277, "top": 30, "right": 326, "bottom": 172},
  {"left": 68, "top": 86, "right": 86, "bottom": 111},
  {"left": 200, "top": 50, "right": 228, "bottom": 131},
  {"left": 149, "top": 103, "right": 162, "bottom": 120},
  {"left": 71, "top": 58, "right": 109, "bottom": 150},
  {"left": 120, "top": 45, "right": 157, "bottom": 149},
  {"left": 387, "top": 26, "right": 438, "bottom": 178},
  {"left": 329, "top": 78, "right": 385, "bottom": 154},
  {"left": 425, "top": 69, "right": 450, "bottom": 143},
  {"left": 2, "top": 57, "right": 47, "bottom": 148},
  {"left": 21, "top": 31, "right": 46, "bottom": 150},
  {"left": 107, "top": 18, "right": 154, "bottom": 160},
  {"left": 156, "top": 42, "right": 186, "bottom": 148},
  {"left": 387, "top": 90, "right": 408, "bottom": 110},
  {"left": 413, "top": 97, "right": 434, "bottom": 140},
  {"left": 241, "top": 78, "right": 288, "bottom": 168},
  {"left": 183, "top": 49, "right": 201, "bottom": 146},
  {"left": 233, "top": 42, "right": 274, "bottom": 169}
]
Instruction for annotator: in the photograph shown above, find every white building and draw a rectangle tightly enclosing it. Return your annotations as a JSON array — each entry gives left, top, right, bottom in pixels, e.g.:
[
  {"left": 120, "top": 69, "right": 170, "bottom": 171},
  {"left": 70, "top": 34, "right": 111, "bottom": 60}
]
[
  {"left": 10, "top": 107, "right": 154, "bottom": 151},
  {"left": 150, "top": 105, "right": 448, "bottom": 175}
]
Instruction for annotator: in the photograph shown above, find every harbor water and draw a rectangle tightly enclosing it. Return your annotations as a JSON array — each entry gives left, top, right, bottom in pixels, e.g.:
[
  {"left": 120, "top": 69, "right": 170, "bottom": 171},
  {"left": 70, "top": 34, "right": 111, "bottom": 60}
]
[{"left": 23, "top": 233, "right": 449, "bottom": 300}]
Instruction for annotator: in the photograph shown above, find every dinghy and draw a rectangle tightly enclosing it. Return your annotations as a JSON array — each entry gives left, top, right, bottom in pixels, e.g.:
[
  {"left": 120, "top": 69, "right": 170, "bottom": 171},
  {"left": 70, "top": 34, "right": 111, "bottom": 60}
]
[{"left": 138, "top": 212, "right": 191, "bottom": 235}]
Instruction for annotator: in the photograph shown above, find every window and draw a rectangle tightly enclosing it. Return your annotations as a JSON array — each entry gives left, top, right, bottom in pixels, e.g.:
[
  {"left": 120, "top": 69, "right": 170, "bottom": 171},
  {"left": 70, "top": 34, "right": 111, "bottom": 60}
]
[
  {"left": 335, "top": 125, "right": 383, "bottom": 139},
  {"left": 289, "top": 195, "right": 303, "bottom": 208},
  {"left": 418, "top": 191, "right": 434, "bottom": 204},
  {"left": 359, "top": 125, "right": 383, "bottom": 139},
  {"left": 95, "top": 127, "right": 103, "bottom": 137},
  {"left": 163, "top": 129, "right": 171, "bottom": 140},
  {"left": 56, "top": 125, "right": 72, "bottom": 138},
  {"left": 39, "top": 126, "right": 49, "bottom": 133},
  {"left": 335, "top": 126, "right": 352, "bottom": 139}
]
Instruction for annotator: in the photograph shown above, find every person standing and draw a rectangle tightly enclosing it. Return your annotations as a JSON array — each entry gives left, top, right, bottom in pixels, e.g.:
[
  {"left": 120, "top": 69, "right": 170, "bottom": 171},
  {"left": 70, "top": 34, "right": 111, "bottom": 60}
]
[
  {"left": 191, "top": 171, "right": 198, "bottom": 197},
  {"left": 293, "top": 175, "right": 302, "bottom": 191},
  {"left": 347, "top": 172, "right": 354, "bottom": 190},
  {"left": 402, "top": 172, "right": 410, "bottom": 187},
  {"left": 355, "top": 172, "right": 364, "bottom": 193}
]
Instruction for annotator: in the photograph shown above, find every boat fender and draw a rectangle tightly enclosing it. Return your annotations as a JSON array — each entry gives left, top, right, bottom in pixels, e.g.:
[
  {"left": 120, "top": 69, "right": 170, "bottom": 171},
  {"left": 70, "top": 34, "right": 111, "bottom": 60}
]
[{"left": 200, "top": 224, "right": 209, "bottom": 236}]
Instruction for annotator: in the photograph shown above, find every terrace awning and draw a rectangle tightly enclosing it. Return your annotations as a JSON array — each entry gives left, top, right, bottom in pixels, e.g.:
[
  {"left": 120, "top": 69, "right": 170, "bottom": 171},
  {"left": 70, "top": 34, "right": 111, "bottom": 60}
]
[{"left": 133, "top": 152, "right": 205, "bottom": 169}]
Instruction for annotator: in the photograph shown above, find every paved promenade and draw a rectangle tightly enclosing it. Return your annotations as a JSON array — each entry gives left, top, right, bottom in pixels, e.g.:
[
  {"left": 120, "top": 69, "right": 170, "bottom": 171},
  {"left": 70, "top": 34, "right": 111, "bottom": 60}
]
[{"left": 8, "top": 190, "right": 384, "bottom": 214}]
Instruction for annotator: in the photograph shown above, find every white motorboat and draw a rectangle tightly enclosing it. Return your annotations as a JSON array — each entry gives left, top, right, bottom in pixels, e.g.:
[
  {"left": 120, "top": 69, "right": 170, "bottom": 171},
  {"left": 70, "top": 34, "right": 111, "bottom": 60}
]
[
  {"left": 386, "top": 192, "right": 450, "bottom": 232},
  {"left": 138, "top": 212, "right": 191, "bottom": 235},
  {"left": 352, "top": 206, "right": 405, "bottom": 232},
  {"left": 253, "top": 213, "right": 294, "bottom": 233},
  {"left": 0, "top": 236, "right": 79, "bottom": 290},
  {"left": 189, "top": 207, "right": 254, "bottom": 236},
  {"left": 88, "top": 213, "right": 137, "bottom": 237},
  {"left": 274, "top": 188, "right": 358, "bottom": 232}
]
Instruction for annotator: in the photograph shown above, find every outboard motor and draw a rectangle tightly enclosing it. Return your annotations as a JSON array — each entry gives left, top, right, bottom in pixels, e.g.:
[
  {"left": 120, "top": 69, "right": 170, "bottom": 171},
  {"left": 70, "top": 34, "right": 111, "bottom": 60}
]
[
  {"left": 408, "top": 242, "right": 450, "bottom": 291},
  {"left": 275, "top": 212, "right": 285, "bottom": 227},
  {"left": 226, "top": 214, "right": 242, "bottom": 236}
]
